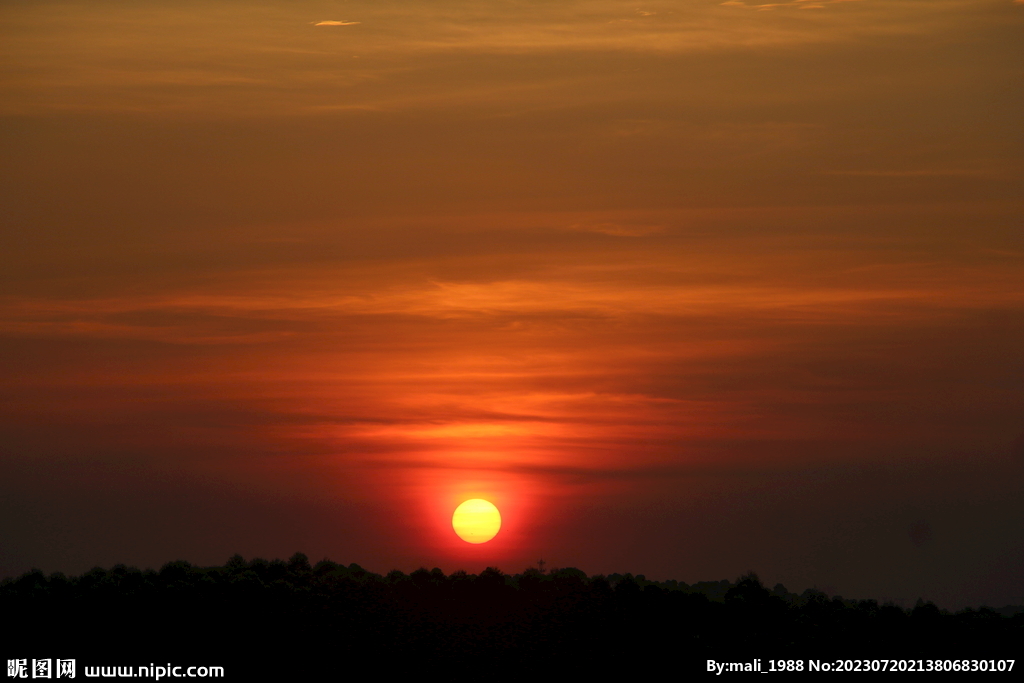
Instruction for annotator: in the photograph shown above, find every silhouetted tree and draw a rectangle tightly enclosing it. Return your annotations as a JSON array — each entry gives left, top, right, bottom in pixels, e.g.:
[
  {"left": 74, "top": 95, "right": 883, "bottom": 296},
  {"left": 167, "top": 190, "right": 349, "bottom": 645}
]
[{"left": 2, "top": 556, "right": 1020, "bottom": 676}]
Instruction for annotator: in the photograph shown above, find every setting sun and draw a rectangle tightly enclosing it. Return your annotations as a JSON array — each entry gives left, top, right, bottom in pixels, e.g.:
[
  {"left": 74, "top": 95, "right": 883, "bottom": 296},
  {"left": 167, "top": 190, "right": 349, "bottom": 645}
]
[{"left": 452, "top": 499, "right": 501, "bottom": 544}]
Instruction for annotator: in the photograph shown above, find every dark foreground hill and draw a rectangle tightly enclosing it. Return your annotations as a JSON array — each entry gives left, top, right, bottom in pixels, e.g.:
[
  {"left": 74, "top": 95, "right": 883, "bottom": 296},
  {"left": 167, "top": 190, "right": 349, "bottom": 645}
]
[{"left": 3, "top": 554, "right": 1021, "bottom": 678}]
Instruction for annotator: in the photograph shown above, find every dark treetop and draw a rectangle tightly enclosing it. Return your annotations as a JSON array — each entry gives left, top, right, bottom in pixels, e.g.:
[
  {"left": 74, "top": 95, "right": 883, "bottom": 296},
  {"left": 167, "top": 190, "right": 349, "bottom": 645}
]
[{"left": 4, "top": 554, "right": 1020, "bottom": 677}]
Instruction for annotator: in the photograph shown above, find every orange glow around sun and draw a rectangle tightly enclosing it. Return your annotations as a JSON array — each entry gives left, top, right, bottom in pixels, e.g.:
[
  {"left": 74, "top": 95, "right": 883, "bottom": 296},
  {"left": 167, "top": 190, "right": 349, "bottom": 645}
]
[{"left": 452, "top": 499, "right": 501, "bottom": 544}]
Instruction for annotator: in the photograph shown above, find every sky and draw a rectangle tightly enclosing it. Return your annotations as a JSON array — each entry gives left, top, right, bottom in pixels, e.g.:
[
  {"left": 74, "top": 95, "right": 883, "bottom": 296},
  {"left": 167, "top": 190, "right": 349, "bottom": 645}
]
[{"left": 1, "top": 0, "right": 1022, "bottom": 609}]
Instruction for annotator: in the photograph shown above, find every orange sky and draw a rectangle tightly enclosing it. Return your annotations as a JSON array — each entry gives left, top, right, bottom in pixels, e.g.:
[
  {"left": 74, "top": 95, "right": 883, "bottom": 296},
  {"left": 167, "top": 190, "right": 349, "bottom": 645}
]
[{"left": 1, "top": 0, "right": 1022, "bottom": 608}]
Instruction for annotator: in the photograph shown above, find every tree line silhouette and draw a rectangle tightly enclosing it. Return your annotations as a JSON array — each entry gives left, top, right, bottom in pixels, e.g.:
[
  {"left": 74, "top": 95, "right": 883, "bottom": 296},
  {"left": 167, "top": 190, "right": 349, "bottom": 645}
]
[{"left": 3, "top": 554, "right": 1020, "bottom": 676}]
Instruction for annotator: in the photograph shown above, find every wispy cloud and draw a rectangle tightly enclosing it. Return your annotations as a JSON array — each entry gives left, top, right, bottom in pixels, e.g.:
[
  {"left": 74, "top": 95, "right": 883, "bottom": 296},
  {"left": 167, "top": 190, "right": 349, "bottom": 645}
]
[
  {"left": 6, "top": 0, "right": 1005, "bottom": 117},
  {"left": 722, "top": 0, "right": 859, "bottom": 9},
  {"left": 823, "top": 168, "right": 1001, "bottom": 178},
  {"left": 567, "top": 222, "right": 666, "bottom": 237}
]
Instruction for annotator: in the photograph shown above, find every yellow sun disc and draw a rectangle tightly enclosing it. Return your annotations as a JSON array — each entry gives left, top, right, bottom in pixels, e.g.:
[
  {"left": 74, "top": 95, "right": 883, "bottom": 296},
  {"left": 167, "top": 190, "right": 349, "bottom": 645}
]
[{"left": 452, "top": 499, "right": 501, "bottom": 544}]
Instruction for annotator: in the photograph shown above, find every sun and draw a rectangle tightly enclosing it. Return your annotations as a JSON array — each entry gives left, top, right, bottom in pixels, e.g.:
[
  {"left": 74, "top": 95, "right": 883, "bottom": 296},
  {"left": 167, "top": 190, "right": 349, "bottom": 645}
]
[{"left": 452, "top": 499, "right": 501, "bottom": 544}]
